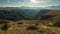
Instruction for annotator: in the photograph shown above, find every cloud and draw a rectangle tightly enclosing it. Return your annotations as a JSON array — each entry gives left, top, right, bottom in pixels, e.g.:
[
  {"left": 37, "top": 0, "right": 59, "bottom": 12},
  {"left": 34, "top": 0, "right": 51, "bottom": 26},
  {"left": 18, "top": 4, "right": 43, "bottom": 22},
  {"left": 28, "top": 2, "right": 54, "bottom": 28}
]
[
  {"left": 9, "top": 0, "right": 30, "bottom": 3},
  {"left": 0, "top": 0, "right": 60, "bottom": 7}
]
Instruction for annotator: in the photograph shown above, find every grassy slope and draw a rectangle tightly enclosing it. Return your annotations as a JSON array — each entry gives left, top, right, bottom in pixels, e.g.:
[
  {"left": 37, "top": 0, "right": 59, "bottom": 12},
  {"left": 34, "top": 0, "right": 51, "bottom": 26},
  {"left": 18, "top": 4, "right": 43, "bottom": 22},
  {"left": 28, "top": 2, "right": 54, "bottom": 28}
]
[{"left": 0, "top": 10, "right": 60, "bottom": 34}]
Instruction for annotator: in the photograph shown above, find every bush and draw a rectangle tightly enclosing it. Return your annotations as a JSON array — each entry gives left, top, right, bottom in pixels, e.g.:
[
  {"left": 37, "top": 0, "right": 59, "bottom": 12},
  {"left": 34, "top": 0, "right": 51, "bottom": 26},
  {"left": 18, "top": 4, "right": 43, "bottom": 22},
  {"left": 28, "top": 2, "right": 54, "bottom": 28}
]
[
  {"left": 17, "top": 22, "right": 23, "bottom": 24},
  {"left": 1, "top": 24, "right": 10, "bottom": 31},
  {"left": 0, "top": 21, "right": 9, "bottom": 24},
  {"left": 53, "top": 21, "right": 60, "bottom": 27},
  {"left": 26, "top": 26, "right": 38, "bottom": 30}
]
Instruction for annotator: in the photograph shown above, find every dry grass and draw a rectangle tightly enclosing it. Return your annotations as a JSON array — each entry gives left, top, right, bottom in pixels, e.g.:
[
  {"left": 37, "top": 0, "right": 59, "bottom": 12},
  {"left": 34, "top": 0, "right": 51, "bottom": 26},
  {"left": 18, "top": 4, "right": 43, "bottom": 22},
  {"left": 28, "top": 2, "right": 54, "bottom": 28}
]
[{"left": 0, "top": 10, "right": 60, "bottom": 34}]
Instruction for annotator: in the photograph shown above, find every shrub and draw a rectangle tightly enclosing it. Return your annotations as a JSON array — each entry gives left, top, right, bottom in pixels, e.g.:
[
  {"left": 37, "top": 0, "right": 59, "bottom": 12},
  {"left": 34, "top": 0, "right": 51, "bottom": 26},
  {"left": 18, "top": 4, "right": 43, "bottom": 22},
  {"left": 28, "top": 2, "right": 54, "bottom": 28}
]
[
  {"left": 26, "top": 26, "right": 38, "bottom": 30},
  {"left": 53, "top": 21, "right": 60, "bottom": 27},
  {"left": 1, "top": 24, "right": 10, "bottom": 31},
  {"left": 17, "top": 22, "right": 23, "bottom": 24},
  {"left": 0, "top": 21, "right": 9, "bottom": 24}
]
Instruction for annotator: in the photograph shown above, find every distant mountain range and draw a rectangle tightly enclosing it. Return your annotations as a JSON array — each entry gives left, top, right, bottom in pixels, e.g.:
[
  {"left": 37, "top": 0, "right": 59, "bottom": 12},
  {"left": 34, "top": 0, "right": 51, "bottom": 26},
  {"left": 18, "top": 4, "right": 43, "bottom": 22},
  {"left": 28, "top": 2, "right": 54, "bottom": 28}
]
[{"left": 45, "top": 5, "right": 60, "bottom": 10}]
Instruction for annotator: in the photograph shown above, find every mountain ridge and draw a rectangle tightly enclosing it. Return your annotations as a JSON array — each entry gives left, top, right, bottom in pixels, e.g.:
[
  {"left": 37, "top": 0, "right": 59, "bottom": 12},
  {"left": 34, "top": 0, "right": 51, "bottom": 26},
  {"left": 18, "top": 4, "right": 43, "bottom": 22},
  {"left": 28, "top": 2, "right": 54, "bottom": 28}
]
[{"left": 0, "top": 7, "right": 49, "bottom": 21}]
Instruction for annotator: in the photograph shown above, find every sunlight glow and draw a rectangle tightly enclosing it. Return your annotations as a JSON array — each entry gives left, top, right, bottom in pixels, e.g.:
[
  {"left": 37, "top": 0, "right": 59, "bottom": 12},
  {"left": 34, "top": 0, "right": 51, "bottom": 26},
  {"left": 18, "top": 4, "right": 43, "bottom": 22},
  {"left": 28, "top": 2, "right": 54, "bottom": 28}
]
[{"left": 30, "top": 0, "right": 38, "bottom": 3}]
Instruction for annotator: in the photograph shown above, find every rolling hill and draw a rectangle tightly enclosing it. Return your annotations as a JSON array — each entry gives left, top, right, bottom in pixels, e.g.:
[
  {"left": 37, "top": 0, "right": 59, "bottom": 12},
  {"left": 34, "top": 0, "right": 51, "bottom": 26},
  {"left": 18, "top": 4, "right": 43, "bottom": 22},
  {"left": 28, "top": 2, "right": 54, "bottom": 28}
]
[
  {"left": 0, "top": 7, "right": 60, "bottom": 34},
  {"left": 0, "top": 10, "right": 60, "bottom": 34}
]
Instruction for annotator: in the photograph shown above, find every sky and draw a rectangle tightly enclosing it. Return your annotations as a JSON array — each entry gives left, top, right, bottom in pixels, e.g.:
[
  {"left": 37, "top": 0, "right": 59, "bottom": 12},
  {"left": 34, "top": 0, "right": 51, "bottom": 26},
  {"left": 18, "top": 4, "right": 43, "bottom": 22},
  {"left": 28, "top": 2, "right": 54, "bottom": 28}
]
[{"left": 0, "top": 0, "right": 60, "bottom": 7}]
